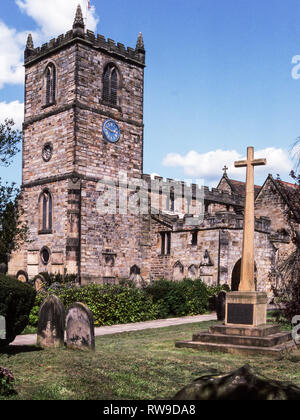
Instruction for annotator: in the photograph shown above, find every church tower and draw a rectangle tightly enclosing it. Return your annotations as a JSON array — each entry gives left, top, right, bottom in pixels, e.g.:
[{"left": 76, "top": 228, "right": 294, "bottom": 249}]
[{"left": 8, "top": 6, "right": 146, "bottom": 284}]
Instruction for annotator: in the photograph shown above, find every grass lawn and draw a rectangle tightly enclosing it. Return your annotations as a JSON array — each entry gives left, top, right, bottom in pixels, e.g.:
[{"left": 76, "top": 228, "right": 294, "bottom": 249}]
[{"left": 1, "top": 320, "right": 300, "bottom": 400}]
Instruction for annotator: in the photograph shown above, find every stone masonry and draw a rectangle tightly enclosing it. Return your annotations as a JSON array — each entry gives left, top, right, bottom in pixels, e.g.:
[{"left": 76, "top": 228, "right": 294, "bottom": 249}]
[{"left": 7, "top": 6, "right": 299, "bottom": 296}]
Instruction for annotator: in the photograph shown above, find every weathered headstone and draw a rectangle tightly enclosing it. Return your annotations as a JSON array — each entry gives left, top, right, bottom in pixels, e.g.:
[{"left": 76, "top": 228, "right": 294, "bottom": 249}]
[
  {"left": 66, "top": 303, "right": 95, "bottom": 351},
  {"left": 37, "top": 295, "right": 65, "bottom": 348},
  {"left": 34, "top": 274, "right": 46, "bottom": 292},
  {"left": 0, "top": 263, "right": 7, "bottom": 275},
  {"left": 216, "top": 291, "right": 226, "bottom": 321},
  {"left": 0, "top": 316, "right": 6, "bottom": 340}
]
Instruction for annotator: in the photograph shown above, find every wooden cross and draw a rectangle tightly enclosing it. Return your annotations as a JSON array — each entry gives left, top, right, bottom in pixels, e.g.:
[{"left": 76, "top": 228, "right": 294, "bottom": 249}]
[{"left": 234, "top": 147, "right": 266, "bottom": 292}]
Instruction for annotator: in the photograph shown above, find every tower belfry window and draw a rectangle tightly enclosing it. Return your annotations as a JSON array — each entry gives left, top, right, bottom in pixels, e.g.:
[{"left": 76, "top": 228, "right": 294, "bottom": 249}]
[
  {"left": 103, "top": 64, "right": 119, "bottom": 106},
  {"left": 45, "top": 64, "right": 56, "bottom": 106}
]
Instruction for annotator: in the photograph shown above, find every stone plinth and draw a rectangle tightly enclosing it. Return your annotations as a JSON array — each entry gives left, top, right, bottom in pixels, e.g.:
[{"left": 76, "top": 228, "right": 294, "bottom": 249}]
[
  {"left": 175, "top": 324, "right": 296, "bottom": 358},
  {"left": 225, "top": 292, "right": 267, "bottom": 328}
]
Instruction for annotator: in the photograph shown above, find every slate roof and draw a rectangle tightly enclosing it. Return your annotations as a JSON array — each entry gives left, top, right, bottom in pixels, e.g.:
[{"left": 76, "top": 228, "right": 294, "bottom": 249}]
[{"left": 218, "top": 175, "right": 261, "bottom": 198}]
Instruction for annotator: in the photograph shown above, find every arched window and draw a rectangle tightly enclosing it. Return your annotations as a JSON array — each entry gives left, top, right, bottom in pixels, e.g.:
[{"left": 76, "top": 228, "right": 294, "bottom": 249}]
[
  {"left": 39, "top": 190, "right": 53, "bottom": 233},
  {"left": 45, "top": 63, "right": 56, "bottom": 105},
  {"left": 173, "top": 261, "right": 184, "bottom": 282},
  {"left": 103, "top": 64, "right": 119, "bottom": 106},
  {"left": 130, "top": 265, "right": 141, "bottom": 276}
]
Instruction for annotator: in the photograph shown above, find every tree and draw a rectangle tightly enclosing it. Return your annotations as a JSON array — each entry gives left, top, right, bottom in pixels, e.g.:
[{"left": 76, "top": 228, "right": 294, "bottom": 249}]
[
  {"left": 0, "top": 119, "right": 21, "bottom": 167},
  {"left": 0, "top": 119, "right": 26, "bottom": 265},
  {"left": 271, "top": 142, "right": 300, "bottom": 321},
  {"left": 0, "top": 185, "right": 28, "bottom": 264}
]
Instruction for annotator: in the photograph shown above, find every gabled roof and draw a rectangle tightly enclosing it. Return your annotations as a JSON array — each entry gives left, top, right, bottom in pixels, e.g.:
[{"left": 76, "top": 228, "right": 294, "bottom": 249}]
[
  {"left": 256, "top": 175, "right": 300, "bottom": 222},
  {"left": 273, "top": 178, "right": 299, "bottom": 222},
  {"left": 217, "top": 174, "right": 261, "bottom": 198}
]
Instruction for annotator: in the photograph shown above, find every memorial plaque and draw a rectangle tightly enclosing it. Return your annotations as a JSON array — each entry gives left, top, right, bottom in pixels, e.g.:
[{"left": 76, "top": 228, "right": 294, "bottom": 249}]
[
  {"left": 0, "top": 316, "right": 6, "bottom": 339},
  {"left": 227, "top": 303, "right": 254, "bottom": 325}
]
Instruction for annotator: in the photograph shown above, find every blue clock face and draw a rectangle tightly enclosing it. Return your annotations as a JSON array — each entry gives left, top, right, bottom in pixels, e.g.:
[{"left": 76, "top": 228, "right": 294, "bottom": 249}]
[{"left": 102, "top": 119, "right": 120, "bottom": 143}]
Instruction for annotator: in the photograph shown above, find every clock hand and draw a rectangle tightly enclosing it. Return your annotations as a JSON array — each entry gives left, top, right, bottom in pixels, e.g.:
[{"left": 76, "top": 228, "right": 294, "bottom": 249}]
[{"left": 106, "top": 127, "right": 118, "bottom": 134}]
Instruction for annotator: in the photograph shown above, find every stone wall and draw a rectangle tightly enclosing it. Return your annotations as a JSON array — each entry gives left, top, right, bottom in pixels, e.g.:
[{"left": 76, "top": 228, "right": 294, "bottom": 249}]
[
  {"left": 24, "top": 44, "right": 77, "bottom": 119},
  {"left": 146, "top": 213, "right": 275, "bottom": 295},
  {"left": 8, "top": 179, "right": 69, "bottom": 277},
  {"left": 80, "top": 182, "right": 145, "bottom": 284},
  {"left": 22, "top": 109, "right": 75, "bottom": 184},
  {"left": 7, "top": 16, "right": 289, "bottom": 297},
  {"left": 255, "top": 178, "right": 288, "bottom": 232},
  {"left": 255, "top": 177, "right": 297, "bottom": 265}
]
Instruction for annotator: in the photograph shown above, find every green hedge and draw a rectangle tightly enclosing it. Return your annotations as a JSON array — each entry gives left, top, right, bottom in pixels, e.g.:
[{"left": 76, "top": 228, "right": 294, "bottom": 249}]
[
  {"left": 28, "top": 279, "right": 230, "bottom": 328},
  {"left": 30, "top": 284, "right": 160, "bottom": 327},
  {"left": 145, "top": 278, "right": 229, "bottom": 318},
  {"left": 0, "top": 274, "right": 36, "bottom": 346}
]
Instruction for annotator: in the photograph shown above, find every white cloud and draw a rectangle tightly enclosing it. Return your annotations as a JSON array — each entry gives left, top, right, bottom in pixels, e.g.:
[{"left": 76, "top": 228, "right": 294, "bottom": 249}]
[
  {"left": 16, "top": 0, "right": 98, "bottom": 40},
  {"left": 0, "top": 21, "right": 26, "bottom": 88},
  {"left": 163, "top": 147, "right": 293, "bottom": 185},
  {"left": 0, "top": 101, "right": 24, "bottom": 129},
  {"left": 0, "top": 1, "right": 98, "bottom": 89}
]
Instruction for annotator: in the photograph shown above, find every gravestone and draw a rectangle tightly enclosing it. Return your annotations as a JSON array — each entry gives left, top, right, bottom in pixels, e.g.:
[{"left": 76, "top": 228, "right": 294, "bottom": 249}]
[
  {"left": 216, "top": 291, "right": 226, "bottom": 321},
  {"left": 37, "top": 295, "right": 65, "bottom": 348},
  {"left": 33, "top": 274, "right": 46, "bottom": 292},
  {"left": 0, "top": 263, "right": 7, "bottom": 275},
  {"left": 66, "top": 303, "right": 95, "bottom": 351},
  {"left": 0, "top": 316, "right": 5, "bottom": 340}
]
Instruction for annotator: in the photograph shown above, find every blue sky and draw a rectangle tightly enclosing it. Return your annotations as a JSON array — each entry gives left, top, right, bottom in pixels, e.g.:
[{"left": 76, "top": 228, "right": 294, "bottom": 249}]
[{"left": 1, "top": 0, "right": 300, "bottom": 187}]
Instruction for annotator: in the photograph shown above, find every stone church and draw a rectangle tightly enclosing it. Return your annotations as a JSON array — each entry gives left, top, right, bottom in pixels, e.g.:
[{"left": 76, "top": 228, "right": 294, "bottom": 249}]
[{"left": 8, "top": 6, "right": 299, "bottom": 295}]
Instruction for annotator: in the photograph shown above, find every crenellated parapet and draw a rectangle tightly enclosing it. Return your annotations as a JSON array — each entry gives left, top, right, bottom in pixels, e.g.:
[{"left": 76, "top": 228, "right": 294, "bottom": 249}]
[
  {"left": 24, "top": 6, "right": 145, "bottom": 67},
  {"left": 142, "top": 174, "right": 244, "bottom": 206}
]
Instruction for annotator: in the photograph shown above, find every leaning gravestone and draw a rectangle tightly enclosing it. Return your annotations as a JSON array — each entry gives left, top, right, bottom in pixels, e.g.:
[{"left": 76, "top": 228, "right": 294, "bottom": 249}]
[
  {"left": 37, "top": 295, "right": 65, "bottom": 348},
  {"left": 66, "top": 303, "right": 95, "bottom": 351}
]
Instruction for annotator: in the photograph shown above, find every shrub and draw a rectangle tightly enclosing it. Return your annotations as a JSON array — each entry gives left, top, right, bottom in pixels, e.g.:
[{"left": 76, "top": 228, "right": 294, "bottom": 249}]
[
  {"left": 28, "top": 279, "right": 231, "bottom": 328},
  {"left": 0, "top": 274, "right": 36, "bottom": 347},
  {"left": 145, "top": 278, "right": 229, "bottom": 318},
  {"left": 271, "top": 245, "right": 300, "bottom": 322},
  {"left": 28, "top": 272, "right": 78, "bottom": 290},
  {"left": 30, "top": 283, "right": 160, "bottom": 327},
  {"left": 0, "top": 367, "right": 14, "bottom": 396}
]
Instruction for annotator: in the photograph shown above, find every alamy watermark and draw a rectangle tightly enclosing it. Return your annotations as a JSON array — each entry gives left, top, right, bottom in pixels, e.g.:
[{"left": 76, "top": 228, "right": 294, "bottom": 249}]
[
  {"left": 95, "top": 171, "right": 205, "bottom": 226},
  {"left": 0, "top": 316, "right": 5, "bottom": 340}
]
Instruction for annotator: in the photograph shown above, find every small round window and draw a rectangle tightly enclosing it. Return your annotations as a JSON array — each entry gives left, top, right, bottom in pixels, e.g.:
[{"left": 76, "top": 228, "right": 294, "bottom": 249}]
[
  {"left": 42, "top": 143, "right": 53, "bottom": 162},
  {"left": 41, "top": 247, "right": 51, "bottom": 265}
]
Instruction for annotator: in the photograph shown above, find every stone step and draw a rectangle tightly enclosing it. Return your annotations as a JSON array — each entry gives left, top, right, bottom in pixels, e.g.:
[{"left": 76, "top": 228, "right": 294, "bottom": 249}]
[
  {"left": 175, "top": 339, "right": 297, "bottom": 358},
  {"left": 192, "top": 331, "right": 292, "bottom": 348},
  {"left": 209, "top": 324, "right": 281, "bottom": 338}
]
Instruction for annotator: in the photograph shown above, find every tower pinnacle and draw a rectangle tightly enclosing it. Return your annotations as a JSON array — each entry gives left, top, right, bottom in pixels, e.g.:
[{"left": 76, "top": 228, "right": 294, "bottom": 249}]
[
  {"left": 24, "top": 33, "right": 35, "bottom": 59},
  {"left": 26, "top": 33, "right": 34, "bottom": 50},
  {"left": 73, "top": 4, "right": 85, "bottom": 36},
  {"left": 136, "top": 32, "right": 145, "bottom": 52}
]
